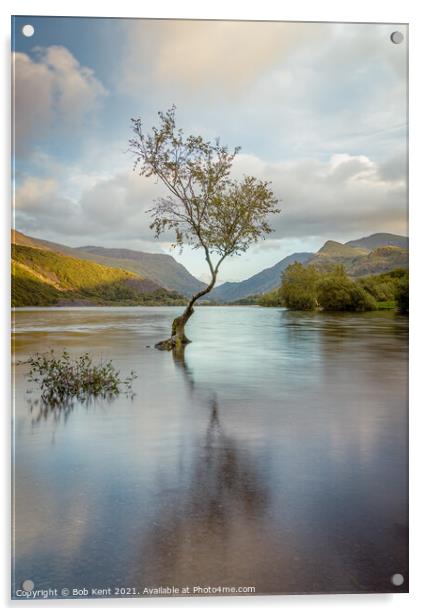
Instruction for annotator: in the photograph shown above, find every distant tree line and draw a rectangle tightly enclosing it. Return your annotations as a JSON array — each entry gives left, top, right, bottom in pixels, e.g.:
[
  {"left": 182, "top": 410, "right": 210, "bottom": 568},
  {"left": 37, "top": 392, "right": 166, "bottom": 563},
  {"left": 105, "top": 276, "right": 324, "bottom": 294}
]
[{"left": 255, "top": 264, "right": 408, "bottom": 313}]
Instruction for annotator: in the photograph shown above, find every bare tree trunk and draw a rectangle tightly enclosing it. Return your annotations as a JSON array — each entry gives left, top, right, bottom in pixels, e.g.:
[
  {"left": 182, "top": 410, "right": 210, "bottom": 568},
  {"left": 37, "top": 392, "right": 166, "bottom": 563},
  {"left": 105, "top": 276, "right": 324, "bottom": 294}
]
[{"left": 155, "top": 277, "right": 216, "bottom": 351}]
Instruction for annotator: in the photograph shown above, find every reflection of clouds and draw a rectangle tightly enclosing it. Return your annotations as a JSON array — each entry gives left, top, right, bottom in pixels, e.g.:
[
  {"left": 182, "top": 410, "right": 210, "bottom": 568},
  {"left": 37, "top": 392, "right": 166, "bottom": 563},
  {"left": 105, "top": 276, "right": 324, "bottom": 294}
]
[
  {"left": 269, "top": 311, "right": 409, "bottom": 591},
  {"left": 14, "top": 472, "right": 90, "bottom": 564},
  {"left": 12, "top": 308, "right": 408, "bottom": 592},
  {"left": 313, "top": 312, "right": 408, "bottom": 465}
]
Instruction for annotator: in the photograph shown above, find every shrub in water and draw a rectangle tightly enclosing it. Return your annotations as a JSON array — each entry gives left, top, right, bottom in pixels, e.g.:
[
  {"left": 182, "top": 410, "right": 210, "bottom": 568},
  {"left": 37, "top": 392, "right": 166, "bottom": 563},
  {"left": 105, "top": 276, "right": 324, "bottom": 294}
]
[{"left": 21, "top": 350, "right": 136, "bottom": 407}]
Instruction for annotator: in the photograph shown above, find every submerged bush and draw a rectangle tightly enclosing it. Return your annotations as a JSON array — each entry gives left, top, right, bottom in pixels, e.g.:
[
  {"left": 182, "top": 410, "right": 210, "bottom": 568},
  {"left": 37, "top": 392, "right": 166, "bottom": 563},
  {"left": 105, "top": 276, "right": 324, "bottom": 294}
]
[{"left": 21, "top": 350, "right": 136, "bottom": 407}]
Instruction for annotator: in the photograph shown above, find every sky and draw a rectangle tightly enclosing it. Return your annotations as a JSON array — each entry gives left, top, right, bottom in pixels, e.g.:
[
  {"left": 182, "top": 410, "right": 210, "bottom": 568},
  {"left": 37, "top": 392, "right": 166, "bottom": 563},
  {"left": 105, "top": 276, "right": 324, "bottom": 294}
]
[{"left": 12, "top": 17, "right": 408, "bottom": 283}]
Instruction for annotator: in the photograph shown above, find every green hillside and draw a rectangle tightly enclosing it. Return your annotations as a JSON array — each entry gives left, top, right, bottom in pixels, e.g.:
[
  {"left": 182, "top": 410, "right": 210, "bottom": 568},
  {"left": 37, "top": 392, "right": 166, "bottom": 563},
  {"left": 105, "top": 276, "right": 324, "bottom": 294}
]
[
  {"left": 12, "top": 244, "right": 185, "bottom": 307},
  {"left": 12, "top": 230, "right": 409, "bottom": 306},
  {"left": 208, "top": 233, "right": 408, "bottom": 303},
  {"left": 13, "top": 261, "right": 61, "bottom": 306},
  {"left": 12, "top": 230, "right": 205, "bottom": 298}
]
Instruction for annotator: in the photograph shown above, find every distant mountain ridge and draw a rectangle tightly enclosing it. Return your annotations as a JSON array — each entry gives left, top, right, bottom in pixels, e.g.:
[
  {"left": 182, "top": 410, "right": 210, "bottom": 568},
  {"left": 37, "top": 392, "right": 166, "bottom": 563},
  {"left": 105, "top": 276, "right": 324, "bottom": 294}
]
[
  {"left": 309, "top": 235, "right": 408, "bottom": 277},
  {"left": 12, "top": 243, "right": 185, "bottom": 307},
  {"left": 12, "top": 230, "right": 408, "bottom": 305},
  {"left": 207, "top": 232, "right": 408, "bottom": 303},
  {"left": 346, "top": 232, "right": 408, "bottom": 251},
  {"left": 207, "top": 252, "right": 313, "bottom": 303},
  {"left": 12, "top": 230, "right": 205, "bottom": 298},
  {"left": 317, "top": 240, "right": 368, "bottom": 258}
]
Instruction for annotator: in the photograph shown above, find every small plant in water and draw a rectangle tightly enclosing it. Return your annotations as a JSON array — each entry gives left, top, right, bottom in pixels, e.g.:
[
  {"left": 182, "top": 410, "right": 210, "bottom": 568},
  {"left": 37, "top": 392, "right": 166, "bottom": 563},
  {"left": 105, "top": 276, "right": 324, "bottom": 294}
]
[{"left": 21, "top": 350, "right": 137, "bottom": 408}]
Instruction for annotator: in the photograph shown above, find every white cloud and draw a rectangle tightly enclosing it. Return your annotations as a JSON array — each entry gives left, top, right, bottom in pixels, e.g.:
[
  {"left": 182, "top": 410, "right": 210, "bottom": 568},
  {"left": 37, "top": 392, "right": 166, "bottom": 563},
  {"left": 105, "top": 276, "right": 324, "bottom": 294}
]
[
  {"left": 12, "top": 21, "right": 408, "bottom": 281},
  {"left": 15, "top": 176, "right": 57, "bottom": 210},
  {"left": 14, "top": 149, "right": 407, "bottom": 280},
  {"left": 14, "top": 165, "right": 167, "bottom": 247},
  {"left": 13, "top": 46, "right": 107, "bottom": 155},
  {"left": 120, "top": 20, "right": 330, "bottom": 98},
  {"left": 14, "top": 176, "right": 83, "bottom": 236},
  {"left": 233, "top": 152, "right": 407, "bottom": 240},
  {"left": 116, "top": 21, "right": 407, "bottom": 165}
]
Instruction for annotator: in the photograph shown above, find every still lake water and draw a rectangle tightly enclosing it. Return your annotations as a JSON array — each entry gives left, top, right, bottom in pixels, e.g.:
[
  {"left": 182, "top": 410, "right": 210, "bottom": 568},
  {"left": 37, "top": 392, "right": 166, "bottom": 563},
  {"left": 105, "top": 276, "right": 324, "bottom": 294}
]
[{"left": 12, "top": 306, "right": 408, "bottom": 597}]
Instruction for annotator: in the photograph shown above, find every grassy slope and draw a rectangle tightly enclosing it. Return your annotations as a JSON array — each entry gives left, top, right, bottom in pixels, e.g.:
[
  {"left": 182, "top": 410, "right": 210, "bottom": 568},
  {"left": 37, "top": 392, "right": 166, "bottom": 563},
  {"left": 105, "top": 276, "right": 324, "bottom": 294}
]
[
  {"left": 12, "top": 229, "right": 409, "bottom": 304},
  {"left": 77, "top": 247, "right": 206, "bottom": 297},
  {"left": 12, "top": 230, "right": 204, "bottom": 298},
  {"left": 12, "top": 261, "right": 61, "bottom": 306},
  {"left": 12, "top": 244, "right": 185, "bottom": 307}
]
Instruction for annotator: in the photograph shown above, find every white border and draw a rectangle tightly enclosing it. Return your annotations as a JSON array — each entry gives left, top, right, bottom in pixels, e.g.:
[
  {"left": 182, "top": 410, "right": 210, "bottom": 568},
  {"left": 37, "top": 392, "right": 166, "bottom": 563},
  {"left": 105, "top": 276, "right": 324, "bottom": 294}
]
[{"left": 2, "top": 1, "right": 425, "bottom": 614}]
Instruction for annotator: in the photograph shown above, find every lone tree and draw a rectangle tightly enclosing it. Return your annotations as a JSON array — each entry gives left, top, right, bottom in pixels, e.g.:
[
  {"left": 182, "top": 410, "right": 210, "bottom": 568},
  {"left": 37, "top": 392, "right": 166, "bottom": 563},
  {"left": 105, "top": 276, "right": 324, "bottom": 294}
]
[{"left": 130, "top": 107, "right": 279, "bottom": 351}]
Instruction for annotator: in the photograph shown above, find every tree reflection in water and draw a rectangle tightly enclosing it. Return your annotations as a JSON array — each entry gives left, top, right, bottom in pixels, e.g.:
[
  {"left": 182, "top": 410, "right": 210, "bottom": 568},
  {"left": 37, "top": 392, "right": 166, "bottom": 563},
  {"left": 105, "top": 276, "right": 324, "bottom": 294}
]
[{"left": 136, "top": 347, "right": 270, "bottom": 589}]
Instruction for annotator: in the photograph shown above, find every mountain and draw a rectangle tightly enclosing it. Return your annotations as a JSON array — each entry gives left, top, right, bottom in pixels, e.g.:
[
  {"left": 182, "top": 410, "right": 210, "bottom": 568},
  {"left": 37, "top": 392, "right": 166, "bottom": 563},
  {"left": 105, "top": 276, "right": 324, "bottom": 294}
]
[
  {"left": 346, "top": 232, "right": 408, "bottom": 251},
  {"left": 75, "top": 246, "right": 205, "bottom": 298},
  {"left": 12, "top": 243, "right": 185, "bottom": 307},
  {"left": 12, "top": 230, "right": 205, "bottom": 298},
  {"left": 209, "top": 233, "right": 408, "bottom": 303},
  {"left": 317, "top": 240, "right": 368, "bottom": 258},
  {"left": 307, "top": 240, "right": 368, "bottom": 271},
  {"left": 344, "top": 246, "right": 408, "bottom": 277},
  {"left": 308, "top": 237, "right": 408, "bottom": 277},
  {"left": 12, "top": 230, "right": 408, "bottom": 306},
  {"left": 207, "top": 252, "right": 313, "bottom": 303}
]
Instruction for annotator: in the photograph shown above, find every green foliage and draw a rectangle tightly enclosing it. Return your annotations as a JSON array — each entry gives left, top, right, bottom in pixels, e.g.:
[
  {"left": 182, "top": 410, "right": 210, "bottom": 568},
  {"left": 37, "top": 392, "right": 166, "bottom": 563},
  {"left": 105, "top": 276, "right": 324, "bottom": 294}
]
[
  {"left": 280, "top": 262, "right": 319, "bottom": 310},
  {"left": 395, "top": 273, "right": 409, "bottom": 313},
  {"left": 258, "top": 288, "right": 282, "bottom": 307},
  {"left": 358, "top": 268, "right": 407, "bottom": 303},
  {"left": 130, "top": 107, "right": 279, "bottom": 259},
  {"left": 358, "top": 278, "right": 394, "bottom": 302},
  {"left": 376, "top": 300, "right": 397, "bottom": 310},
  {"left": 275, "top": 263, "right": 410, "bottom": 312},
  {"left": 233, "top": 266, "right": 409, "bottom": 312},
  {"left": 317, "top": 268, "right": 377, "bottom": 312},
  {"left": 130, "top": 105, "right": 279, "bottom": 334},
  {"left": 22, "top": 350, "right": 136, "bottom": 408},
  {"left": 228, "top": 295, "right": 260, "bottom": 305}
]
